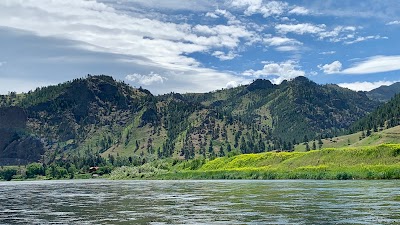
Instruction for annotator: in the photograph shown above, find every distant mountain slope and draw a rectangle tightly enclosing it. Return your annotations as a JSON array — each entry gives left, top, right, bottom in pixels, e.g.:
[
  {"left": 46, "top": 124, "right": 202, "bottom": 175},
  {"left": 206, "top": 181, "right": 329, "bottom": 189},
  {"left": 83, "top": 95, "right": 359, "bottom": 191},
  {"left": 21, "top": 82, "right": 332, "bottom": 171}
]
[
  {"left": 350, "top": 93, "right": 400, "bottom": 133},
  {"left": 0, "top": 75, "right": 382, "bottom": 165},
  {"left": 367, "top": 82, "right": 400, "bottom": 102},
  {"left": 185, "top": 76, "right": 379, "bottom": 142}
]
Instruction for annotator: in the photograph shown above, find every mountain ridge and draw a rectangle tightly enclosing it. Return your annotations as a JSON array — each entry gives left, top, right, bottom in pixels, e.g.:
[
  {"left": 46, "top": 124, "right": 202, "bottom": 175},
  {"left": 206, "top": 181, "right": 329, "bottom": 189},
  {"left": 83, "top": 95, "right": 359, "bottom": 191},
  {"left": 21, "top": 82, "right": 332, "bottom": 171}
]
[{"left": 0, "top": 75, "right": 383, "bottom": 165}]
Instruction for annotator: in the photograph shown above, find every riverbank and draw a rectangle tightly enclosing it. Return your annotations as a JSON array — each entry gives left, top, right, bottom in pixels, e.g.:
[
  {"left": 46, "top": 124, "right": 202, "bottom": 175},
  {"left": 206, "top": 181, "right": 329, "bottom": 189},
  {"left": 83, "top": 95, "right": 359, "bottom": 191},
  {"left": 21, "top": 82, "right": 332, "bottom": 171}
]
[
  {"left": 3, "top": 144, "right": 400, "bottom": 181},
  {"left": 110, "top": 144, "right": 400, "bottom": 180}
]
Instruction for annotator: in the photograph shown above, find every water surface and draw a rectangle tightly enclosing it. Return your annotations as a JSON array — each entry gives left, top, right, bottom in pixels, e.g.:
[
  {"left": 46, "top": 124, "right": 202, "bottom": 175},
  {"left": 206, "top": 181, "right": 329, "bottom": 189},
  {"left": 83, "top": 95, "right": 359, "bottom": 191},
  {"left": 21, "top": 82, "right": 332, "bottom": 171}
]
[{"left": 0, "top": 179, "right": 399, "bottom": 224}]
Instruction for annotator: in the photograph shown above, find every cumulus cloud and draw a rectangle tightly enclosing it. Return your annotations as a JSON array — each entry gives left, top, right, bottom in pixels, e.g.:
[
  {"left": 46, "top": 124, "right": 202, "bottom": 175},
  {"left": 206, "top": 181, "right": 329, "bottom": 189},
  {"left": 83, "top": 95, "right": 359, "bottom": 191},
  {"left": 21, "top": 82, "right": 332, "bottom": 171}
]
[
  {"left": 338, "top": 81, "right": 399, "bottom": 92},
  {"left": 0, "top": 0, "right": 255, "bottom": 94},
  {"left": 205, "top": 12, "right": 219, "bottom": 18},
  {"left": 0, "top": 0, "right": 256, "bottom": 69},
  {"left": 243, "top": 60, "right": 305, "bottom": 83},
  {"left": 318, "top": 61, "right": 342, "bottom": 74},
  {"left": 226, "top": 80, "right": 240, "bottom": 89},
  {"left": 230, "top": 0, "right": 288, "bottom": 17},
  {"left": 276, "top": 23, "right": 383, "bottom": 45},
  {"left": 386, "top": 21, "right": 400, "bottom": 25},
  {"left": 276, "top": 23, "right": 326, "bottom": 35},
  {"left": 288, "top": 6, "right": 310, "bottom": 15},
  {"left": 214, "top": 9, "right": 241, "bottom": 25},
  {"left": 263, "top": 36, "right": 302, "bottom": 46},
  {"left": 341, "top": 55, "right": 400, "bottom": 74},
  {"left": 263, "top": 35, "right": 302, "bottom": 52},
  {"left": 125, "top": 72, "right": 166, "bottom": 85},
  {"left": 212, "top": 51, "right": 239, "bottom": 61}
]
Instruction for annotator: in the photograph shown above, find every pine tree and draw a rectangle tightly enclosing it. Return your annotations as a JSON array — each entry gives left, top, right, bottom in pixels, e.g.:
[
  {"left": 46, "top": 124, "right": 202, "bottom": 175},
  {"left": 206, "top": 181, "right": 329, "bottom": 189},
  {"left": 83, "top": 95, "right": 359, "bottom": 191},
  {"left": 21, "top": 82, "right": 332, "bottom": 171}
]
[
  {"left": 226, "top": 143, "right": 232, "bottom": 152},
  {"left": 208, "top": 140, "right": 213, "bottom": 157},
  {"left": 318, "top": 137, "right": 323, "bottom": 149},
  {"left": 219, "top": 146, "right": 225, "bottom": 157}
]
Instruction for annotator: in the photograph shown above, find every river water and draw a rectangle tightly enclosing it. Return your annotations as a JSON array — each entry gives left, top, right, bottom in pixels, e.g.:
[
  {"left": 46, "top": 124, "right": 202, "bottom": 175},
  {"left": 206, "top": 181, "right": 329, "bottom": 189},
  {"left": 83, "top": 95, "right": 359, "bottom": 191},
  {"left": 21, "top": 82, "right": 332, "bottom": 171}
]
[{"left": 0, "top": 179, "right": 399, "bottom": 224}]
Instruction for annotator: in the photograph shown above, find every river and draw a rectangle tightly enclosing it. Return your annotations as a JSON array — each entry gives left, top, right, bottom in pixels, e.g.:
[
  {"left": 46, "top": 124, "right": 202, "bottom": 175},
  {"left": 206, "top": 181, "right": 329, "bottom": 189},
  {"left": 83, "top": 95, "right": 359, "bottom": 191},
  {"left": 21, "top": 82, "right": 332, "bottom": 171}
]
[{"left": 0, "top": 179, "right": 399, "bottom": 224}]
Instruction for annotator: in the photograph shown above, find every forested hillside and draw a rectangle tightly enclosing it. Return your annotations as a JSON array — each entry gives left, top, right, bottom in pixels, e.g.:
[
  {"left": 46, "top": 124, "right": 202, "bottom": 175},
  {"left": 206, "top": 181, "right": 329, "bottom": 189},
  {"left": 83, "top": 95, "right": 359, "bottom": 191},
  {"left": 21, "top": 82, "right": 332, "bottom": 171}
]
[
  {"left": 0, "top": 75, "right": 381, "bottom": 167},
  {"left": 366, "top": 82, "right": 400, "bottom": 102},
  {"left": 350, "top": 94, "right": 400, "bottom": 133}
]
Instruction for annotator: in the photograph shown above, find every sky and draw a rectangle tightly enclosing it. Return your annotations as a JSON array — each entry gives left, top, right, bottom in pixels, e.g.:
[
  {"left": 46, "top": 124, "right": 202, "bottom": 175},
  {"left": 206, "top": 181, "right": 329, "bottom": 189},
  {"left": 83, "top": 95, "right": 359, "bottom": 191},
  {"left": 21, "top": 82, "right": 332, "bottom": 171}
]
[{"left": 0, "top": 0, "right": 400, "bottom": 94}]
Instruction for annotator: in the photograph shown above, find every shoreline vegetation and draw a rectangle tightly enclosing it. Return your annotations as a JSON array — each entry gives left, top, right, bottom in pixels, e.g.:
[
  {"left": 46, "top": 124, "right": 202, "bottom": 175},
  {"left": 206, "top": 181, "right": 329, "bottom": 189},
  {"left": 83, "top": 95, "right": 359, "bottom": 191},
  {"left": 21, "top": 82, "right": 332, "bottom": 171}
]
[
  {"left": 2, "top": 144, "right": 400, "bottom": 181},
  {"left": 110, "top": 144, "right": 400, "bottom": 180}
]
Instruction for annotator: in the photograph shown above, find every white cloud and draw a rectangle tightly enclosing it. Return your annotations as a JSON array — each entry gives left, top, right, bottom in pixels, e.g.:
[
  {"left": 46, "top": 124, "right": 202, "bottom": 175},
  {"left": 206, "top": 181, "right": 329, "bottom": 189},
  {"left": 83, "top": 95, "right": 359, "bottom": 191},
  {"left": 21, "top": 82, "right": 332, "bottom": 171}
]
[
  {"left": 263, "top": 36, "right": 302, "bottom": 46},
  {"left": 226, "top": 80, "right": 240, "bottom": 89},
  {"left": 319, "top": 51, "right": 336, "bottom": 55},
  {"left": 288, "top": 6, "right": 310, "bottom": 15},
  {"left": 275, "top": 46, "right": 300, "bottom": 52},
  {"left": 106, "top": 0, "right": 214, "bottom": 11},
  {"left": 318, "top": 61, "right": 342, "bottom": 74},
  {"left": 230, "top": 0, "right": 288, "bottom": 17},
  {"left": 0, "top": 0, "right": 256, "bottom": 94},
  {"left": 318, "top": 26, "right": 356, "bottom": 41},
  {"left": 386, "top": 20, "right": 400, "bottom": 25},
  {"left": 276, "top": 23, "right": 326, "bottom": 35},
  {"left": 342, "top": 55, "right": 400, "bottom": 74},
  {"left": 263, "top": 35, "right": 302, "bottom": 51},
  {"left": 275, "top": 23, "right": 383, "bottom": 45},
  {"left": 214, "top": 9, "right": 241, "bottom": 25},
  {"left": 243, "top": 60, "right": 305, "bottom": 83},
  {"left": 205, "top": 12, "right": 219, "bottom": 18},
  {"left": 125, "top": 72, "right": 166, "bottom": 85},
  {"left": 205, "top": 9, "right": 241, "bottom": 25},
  {"left": 212, "top": 51, "right": 239, "bottom": 61},
  {"left": 345, "top": 35, "right": 388, "bottom": 45},
  {"left": 0, "top": 61, "right": 5, "bottom": 67},
  {"left": 338, "top": 81, "right": 399, "bottom": 92}
]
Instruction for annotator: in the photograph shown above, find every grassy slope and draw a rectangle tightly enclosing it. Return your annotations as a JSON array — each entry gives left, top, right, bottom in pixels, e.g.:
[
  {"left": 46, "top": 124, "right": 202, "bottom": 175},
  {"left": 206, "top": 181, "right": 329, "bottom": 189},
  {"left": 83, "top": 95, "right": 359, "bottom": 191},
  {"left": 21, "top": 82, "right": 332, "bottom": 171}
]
[
  {"left": 295, "top": 125, "right": 400, "bottom": 151},
  {"left": 157, "top": 144, "right": 400, "bottom": 180}
]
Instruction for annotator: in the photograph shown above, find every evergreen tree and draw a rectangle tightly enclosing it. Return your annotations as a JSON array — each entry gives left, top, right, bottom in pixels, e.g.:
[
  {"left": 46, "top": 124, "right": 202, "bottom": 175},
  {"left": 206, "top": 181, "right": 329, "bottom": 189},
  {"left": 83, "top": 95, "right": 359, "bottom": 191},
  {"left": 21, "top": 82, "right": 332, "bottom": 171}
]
[
  {"left": 305, "top": 143, "right": 310, "bottom": 151},
  {"left": 219, "top": 146, "right": 225, "bottom": 157},
  {"left": 208, "top": 140, "right": 214, "bottom": 157},
  {"left": 226, "top": 143, "right": 232, "bottom": 152},
  {"left": 312, "top": 141, "right": 316, "bottom": 150}
]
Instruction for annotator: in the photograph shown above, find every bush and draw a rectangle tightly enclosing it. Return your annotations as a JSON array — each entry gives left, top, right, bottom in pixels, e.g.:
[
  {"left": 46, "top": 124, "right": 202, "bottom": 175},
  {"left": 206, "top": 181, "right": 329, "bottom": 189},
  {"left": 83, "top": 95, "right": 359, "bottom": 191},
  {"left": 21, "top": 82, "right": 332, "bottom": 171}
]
[
  {"left": 0, "top": 168, "right": 17, "bottom": 181},
  {"left": 26, "top": 163, "right": 45, "bottom": 178}
]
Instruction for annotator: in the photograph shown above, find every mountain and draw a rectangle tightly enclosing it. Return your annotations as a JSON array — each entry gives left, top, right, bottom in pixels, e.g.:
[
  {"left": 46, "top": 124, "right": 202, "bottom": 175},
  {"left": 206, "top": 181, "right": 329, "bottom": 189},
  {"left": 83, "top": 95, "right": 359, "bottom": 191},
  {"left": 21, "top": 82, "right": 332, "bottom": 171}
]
[
  {"left": 350, "top": 93, "right": 400, "bottom": 133},
  {"left": 0, "top": 75, "right": 381, "bottom": 165},
  {"left": 184, "top": 76, "right": 378, "bottom": 142},
  {"left": 0, "top": 75, "right": 151, "bottom": 165},
  {"left": 367, "top": 82, "right": 400, "bottom": 102}
]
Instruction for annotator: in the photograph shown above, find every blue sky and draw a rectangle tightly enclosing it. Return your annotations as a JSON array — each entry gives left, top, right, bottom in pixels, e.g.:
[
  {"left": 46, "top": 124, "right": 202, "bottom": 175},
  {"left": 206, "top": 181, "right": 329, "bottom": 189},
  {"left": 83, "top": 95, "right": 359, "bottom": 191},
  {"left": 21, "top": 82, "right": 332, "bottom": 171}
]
[{"left": 0, "top": 0, "right": 399, "bottom": 94}]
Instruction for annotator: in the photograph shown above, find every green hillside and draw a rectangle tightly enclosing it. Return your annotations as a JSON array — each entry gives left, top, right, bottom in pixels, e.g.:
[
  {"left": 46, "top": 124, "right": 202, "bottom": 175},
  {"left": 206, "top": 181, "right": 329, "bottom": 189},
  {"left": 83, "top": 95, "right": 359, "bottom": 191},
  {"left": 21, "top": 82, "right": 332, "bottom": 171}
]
[
  {"left": 350, "top": 93, "right": 400, "bottom": 133},
  {"left": 295, "top": 125, "right": 400, "bottom": 152},
  {"left": 144, "top": 144, "right": 400, "bottom": 180},
  {"left": 185, "top": 77, "right": 378, "bottom": 143},
  {"left": 0, "top": 75, "right": 383, "bottom": 173}
]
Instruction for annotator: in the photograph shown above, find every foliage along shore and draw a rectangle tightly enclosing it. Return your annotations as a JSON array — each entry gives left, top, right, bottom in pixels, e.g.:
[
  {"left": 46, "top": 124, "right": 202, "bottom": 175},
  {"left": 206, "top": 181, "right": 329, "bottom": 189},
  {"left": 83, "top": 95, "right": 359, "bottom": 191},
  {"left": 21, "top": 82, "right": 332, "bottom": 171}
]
[
  {"left": 109, "top": 144, "right": 400, "bottom": 180},
  {"left": 2, "top": 144, "right": 400, "bottom": 181}
]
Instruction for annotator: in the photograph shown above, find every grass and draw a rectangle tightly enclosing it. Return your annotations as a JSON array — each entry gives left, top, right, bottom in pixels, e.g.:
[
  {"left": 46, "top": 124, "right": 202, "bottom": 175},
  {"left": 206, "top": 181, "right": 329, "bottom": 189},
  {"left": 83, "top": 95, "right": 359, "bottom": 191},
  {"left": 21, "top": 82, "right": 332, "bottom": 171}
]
[
  {"left": 295, "top": 125, "right": 400, "bottom": 151},
  {"left": 148, "top": 144, "right": 400, "bottom": 180}
]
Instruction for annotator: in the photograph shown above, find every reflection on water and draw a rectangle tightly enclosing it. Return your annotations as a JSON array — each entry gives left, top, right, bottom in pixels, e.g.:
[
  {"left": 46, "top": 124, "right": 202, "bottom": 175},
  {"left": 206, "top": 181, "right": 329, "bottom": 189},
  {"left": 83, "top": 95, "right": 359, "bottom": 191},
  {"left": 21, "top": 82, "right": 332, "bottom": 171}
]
[{"left": 0, "top": 179, "right": 399, "bottom": 224}]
